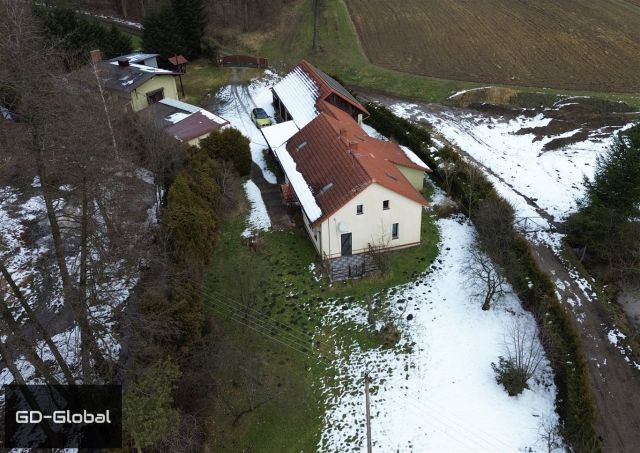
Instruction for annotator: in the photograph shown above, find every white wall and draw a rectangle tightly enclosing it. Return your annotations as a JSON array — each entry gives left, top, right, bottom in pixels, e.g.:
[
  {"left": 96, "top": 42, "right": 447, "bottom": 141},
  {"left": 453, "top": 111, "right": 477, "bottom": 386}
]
[{"left": 311, "top": 184, "right": 423, "bottom": 259}]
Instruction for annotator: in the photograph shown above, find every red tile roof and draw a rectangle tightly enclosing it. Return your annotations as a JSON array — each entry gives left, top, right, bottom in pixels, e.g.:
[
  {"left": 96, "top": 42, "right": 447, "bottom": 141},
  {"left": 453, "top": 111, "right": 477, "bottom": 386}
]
[
  {"left": 286, "top": 101, "right": 428, "bottom": 226},
  {"left": 166, "top": 111, "right": 228, "bottom": 142},
  {"left": 298, "top": 60, "right": 369, "bottom": 117}
]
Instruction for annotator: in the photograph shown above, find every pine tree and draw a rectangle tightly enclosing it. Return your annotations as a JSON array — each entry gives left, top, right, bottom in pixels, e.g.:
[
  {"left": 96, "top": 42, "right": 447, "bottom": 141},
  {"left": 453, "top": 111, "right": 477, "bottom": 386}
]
[
  {"left": 171, "top": 0, "right": 207, "bottom": 58},
  {"left": 141, "top": 5, "right": 182, "bottom": 57},
  {"left": 142, "top": 0, "right": 207, "bottom": 58}
]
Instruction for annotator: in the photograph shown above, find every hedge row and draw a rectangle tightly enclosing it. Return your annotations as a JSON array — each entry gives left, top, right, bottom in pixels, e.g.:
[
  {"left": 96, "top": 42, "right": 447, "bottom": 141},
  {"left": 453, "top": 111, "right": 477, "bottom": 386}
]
[{"left": 364, "top": 103, "right": 601, "bottom": 452}]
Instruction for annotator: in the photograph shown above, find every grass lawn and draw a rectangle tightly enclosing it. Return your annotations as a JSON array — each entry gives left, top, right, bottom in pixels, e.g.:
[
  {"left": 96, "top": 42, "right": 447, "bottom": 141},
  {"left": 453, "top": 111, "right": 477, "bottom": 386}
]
[
  {"left": 205, "top": 185, "right": 440, "bottom": 451},
  {"left": 259, "top": 0, "right": 640, "bottom": 108},
  {"left": 180, "top": 61, "right": 264, "bottom": 106}
]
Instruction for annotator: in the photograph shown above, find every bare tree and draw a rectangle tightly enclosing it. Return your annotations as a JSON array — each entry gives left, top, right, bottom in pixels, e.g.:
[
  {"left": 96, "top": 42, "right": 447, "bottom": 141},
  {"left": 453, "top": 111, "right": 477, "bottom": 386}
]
[
  {"left": 493, "top": 317, "right": 545, "bottom": 396},
  {"left": 537, "top": 416, "right": 564, "bottom": 453},
  {"left": 439, "top": 160, "right": 458, "bottom": 196},
  {"left": 464, "top": 242, "right": 507, "bottom": 310},
  {"left": 367, "top": 227, "right": 393, "bottom": 276}
]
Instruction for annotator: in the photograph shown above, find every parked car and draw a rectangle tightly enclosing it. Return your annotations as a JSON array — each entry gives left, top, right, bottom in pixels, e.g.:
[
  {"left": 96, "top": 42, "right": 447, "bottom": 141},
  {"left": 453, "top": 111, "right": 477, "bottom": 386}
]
[{"left": 251, "top": 108, "right": 272, "bottom": 128}]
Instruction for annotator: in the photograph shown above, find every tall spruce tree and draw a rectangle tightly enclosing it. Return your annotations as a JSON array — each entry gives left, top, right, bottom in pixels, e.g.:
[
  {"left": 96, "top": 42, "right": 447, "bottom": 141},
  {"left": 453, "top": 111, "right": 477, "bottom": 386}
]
[{"left": 567, "top": 123, "right": 640, "bottom": 277}]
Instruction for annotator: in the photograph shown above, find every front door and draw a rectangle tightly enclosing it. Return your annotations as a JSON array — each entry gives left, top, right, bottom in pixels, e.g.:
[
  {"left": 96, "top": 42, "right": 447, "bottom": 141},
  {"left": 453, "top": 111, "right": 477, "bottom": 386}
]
[{"left": 341, "top": 233, "right": 352, "bottom": 256}]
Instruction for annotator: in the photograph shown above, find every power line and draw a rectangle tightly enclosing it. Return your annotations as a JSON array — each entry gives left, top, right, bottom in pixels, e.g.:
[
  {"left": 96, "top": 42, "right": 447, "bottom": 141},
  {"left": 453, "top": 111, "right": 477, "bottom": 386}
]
[{"left": 200, "top": 287, "right": 518, "bottom": 452}]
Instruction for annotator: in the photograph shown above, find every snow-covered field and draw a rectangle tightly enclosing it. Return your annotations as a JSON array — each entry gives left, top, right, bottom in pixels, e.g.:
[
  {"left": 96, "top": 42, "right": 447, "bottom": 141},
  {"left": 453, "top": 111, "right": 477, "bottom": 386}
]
[
  {"left": 390, "top": 103, "right": 633, "bottom": 224},
  {"left": 319, "top": 217, "right": 560, "bottom": 452}
]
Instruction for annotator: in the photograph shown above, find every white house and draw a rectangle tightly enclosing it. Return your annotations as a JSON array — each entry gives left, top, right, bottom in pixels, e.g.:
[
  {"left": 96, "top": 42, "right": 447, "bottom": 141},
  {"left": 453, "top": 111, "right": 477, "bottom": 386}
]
[{"left": 274, "top": 101, "right": 431, "bottom": 260}]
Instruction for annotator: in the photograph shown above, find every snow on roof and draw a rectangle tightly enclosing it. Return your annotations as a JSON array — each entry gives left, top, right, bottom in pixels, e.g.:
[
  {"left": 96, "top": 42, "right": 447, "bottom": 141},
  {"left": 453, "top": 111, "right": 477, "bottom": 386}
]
[
  {"left": 199, "top": 108, "right": 230, "bottom": 125},
  {"left": 261, "top": 120, "right": 300, "bottom": 150},
  {"left": 399, "top": 145, "right": 431, "bottom": 170},
  {"left": 272, "top": 66, "right": 320, "bottom": 128},
  {"left": 273, "top": 144, "right": 322, "bottom": 222},
  {"left": 166, "top": 112, "right": 190, "bottom": 124},
  {"left": 159, "top": 98, "right": 200, "bottom": 113},
  {"left": 108, "top": 60, "right": 174, "bottom": 74},
  {"left": 118, "top": 52, "right": 159, "bottom": 63}
]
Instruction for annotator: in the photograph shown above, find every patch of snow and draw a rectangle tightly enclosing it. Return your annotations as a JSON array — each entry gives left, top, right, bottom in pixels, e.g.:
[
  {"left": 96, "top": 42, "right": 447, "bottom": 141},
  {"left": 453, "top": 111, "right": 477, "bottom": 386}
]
[
  {"left": 362, "top": 123, "right": 387, "bottom": 140},
  {"left": 273, "top": 144, "right": 322, "bottom": 222},
  {"left": 213, "top": 72, "right": 280, "bottom": 184},
  {"left": 159, "top": 97, "right": 201, "bottom": 113},
  {"left": 399, "top": 145, "right": 430, "bottom": 170},
  {"left": 319, "top": 218, "right": 561, "bottom": 452},
  {"left": 272, "top": 66, "right": 320, "bottom": 128},
  {"left": 166, "top": 112, "right": 190, "bottom": 124},
  {"left": 391, "top": 103, "right": 633, "bottom": 223},
  {"left": 241, "top": 180, "right": 271, "bottom": 237},
  {"left": 262, "top": 120, "right": 300, "bottom": 150},
  {"left": 448, "top": 86, "right": 494, "bottom": 99}
]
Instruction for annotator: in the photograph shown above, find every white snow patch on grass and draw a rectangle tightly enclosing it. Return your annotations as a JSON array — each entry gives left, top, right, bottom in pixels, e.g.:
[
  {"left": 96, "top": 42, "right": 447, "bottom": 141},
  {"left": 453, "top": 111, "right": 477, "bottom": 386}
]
[
  {"left": 242, "top": 180, "right": 271, "bottom": 237},
  {"left": 214, "top": 72, "right": 282, "bottom": 184},
  {"left": 319, "top": 218, "right": 561, "bottom": 453}
]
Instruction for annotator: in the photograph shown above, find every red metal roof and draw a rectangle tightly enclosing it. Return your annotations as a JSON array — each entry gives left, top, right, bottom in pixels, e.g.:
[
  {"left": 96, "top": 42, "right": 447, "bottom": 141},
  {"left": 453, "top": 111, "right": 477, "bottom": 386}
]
[
  {"left": 168, "top": 55, "right": 188, "bottom": 65},
  {"left": 165, "top": 111, "right": 228, "bottom": 142},
  {"left": 285, "top": 101, "right": 427, "bottom": 226}
]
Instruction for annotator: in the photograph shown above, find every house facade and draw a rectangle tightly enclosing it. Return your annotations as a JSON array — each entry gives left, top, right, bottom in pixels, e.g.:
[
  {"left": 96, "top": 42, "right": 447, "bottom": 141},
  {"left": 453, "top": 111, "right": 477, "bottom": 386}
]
[
  {"left": 302, "top": 183, "right": 425, "bottom": 259},
  {"left": 273, "top": 96, "right": 431, "bottom": 260},
  {"left": 85, "top": 50, "right": 180, "bottom": 112}
]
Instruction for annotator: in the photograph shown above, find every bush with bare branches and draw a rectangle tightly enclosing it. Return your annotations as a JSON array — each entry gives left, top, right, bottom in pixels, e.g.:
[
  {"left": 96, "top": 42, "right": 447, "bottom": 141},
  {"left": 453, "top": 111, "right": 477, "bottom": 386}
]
[{"left": 492, "top": 318, "right": 545, "bottom": 396}]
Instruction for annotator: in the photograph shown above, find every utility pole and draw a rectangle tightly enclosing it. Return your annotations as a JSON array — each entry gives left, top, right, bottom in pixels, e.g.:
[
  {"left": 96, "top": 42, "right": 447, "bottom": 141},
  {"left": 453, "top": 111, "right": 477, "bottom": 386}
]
[{"left": 364, "top": 369, "right": 373, "bottom": 453}]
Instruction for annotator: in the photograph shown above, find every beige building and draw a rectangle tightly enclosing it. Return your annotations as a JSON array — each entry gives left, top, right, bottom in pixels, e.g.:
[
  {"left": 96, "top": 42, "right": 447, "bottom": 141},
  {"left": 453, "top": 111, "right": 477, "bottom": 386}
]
[
  {"left": 275, "top": 101, "right": 431, "bottom": 265},
  {"left": 84, "top": 50, "right": 180, "bottom": 112}
]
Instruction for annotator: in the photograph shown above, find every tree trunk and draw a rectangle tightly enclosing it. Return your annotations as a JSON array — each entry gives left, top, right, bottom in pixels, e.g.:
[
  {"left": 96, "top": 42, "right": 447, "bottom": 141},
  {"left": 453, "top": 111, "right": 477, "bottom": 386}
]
[
  {"left": 79, "top": 176, "right": 92, "bottom": 383},
  {"left": 34, "top": 142, "right": 104, "bottom": 382},
  {"left": 0, "top": 261, "right": 76, "bottom": 384},
  {"left": 0, "top": 302, "right": 61, "bottom": 386}
]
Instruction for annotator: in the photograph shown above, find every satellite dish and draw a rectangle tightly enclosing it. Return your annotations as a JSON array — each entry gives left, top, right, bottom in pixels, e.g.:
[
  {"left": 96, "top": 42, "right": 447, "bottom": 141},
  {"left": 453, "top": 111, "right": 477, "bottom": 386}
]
[{"left": 338, "top": 222, "right": 349, "bottom": 233}]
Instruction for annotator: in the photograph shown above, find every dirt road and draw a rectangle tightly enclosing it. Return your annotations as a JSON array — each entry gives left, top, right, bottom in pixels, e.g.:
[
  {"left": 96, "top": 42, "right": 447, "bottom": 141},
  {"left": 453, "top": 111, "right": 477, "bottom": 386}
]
[{"left": 365, "top": 93, "right": 640, "bottom": 452}]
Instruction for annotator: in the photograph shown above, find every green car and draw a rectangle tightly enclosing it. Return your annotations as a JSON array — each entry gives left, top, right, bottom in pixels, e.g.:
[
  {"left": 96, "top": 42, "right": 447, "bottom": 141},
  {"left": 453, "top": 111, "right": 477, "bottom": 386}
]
[{"left": 251, "top": 107, "right": 272, "bottom": 128}]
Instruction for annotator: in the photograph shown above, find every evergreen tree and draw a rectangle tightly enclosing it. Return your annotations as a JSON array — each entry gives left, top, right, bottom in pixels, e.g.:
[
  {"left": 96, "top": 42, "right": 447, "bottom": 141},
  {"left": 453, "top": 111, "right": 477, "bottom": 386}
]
[
  {"left": 171, "top": 0, "right": 207, "bottom": 58},
  {"left": 567, "top": 123, "right": 640, "bottom": 277},
  {"left": 142, "top": 0, "right": 207, "bottom": 59},
  {"left": 36, "top": 6, "right": 132, "bottom": 63},
  {"left": 200, "top": 128, "right": 252, "bottom": 176},
  {"left": 141, "top": 5, "right": 182, "bottom": 57},
  {"left": 123, "top": 361, "right": 181, "bottom": 450}
]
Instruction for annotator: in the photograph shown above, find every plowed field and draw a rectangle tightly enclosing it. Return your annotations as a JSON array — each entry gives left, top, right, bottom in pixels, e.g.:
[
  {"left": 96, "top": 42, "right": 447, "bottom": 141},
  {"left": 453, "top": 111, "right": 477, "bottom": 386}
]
[{"left": 346, "top": 0, "right": 640, "bottom": 93}]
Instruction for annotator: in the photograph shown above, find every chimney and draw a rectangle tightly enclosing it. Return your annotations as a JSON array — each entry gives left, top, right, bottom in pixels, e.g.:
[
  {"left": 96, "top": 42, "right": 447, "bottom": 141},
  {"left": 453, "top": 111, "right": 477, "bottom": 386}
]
[
  {"left": 90, "top": 49, "right": 102, "bottom": 64},
  {"left": 117, "top": 58, "right": 130, "bottom": 68},
  {"left": 357, "top": 113, "right": 363, "bottom": 125}
]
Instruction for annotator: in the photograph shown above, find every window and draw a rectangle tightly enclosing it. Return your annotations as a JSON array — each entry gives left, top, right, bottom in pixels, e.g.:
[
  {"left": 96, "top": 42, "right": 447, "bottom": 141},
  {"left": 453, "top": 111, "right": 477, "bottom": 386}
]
[
  {"left": 146, "top": 88, "right": 164, "bottom": 105},
  {"left": 392, "top": 223, "right": 399, "bottom": 239},
  {"left": 356, "top": 204, "right": 363, "bottom": 215},
  {"left": 383, "top": 200, "right": 390, "bottom": 210}
]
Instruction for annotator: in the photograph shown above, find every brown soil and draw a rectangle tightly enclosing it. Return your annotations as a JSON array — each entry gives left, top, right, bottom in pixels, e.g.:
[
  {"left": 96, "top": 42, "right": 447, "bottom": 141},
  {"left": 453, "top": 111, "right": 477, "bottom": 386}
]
[{"left": 346, "top": 0, "right": 640, "bottom": 93}]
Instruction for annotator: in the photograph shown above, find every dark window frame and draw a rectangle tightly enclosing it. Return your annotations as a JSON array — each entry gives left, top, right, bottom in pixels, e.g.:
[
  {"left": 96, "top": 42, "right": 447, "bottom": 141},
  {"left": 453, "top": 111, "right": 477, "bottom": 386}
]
[
  {"left": 392, "top": 223, "right": 399, "bottom": 239},
  {"left": 383, "top": 200, "right": 390, "bottom": 210},
  {"left": 146, "top": 88, "right": 165, "bottom": 105},
  {"left": 356, "top": 204, "right": 364, "bottom": 215}
]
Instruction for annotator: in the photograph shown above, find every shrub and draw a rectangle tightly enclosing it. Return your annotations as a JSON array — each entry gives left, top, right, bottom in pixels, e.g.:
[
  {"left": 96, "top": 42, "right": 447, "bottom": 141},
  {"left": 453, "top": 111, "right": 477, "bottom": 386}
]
[
  {"left": 200, "top": 128, "right": 252, "bottom": 176},
  {"left": 492, "top": 357, "right": 529, "bottom": 396}
]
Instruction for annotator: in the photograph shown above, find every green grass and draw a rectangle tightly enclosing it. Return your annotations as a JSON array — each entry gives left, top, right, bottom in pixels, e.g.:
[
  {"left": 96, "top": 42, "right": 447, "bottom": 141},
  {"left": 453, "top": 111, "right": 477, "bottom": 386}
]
[
  {"left": 205, "top": 186, "right": 440, "bottom": 451},
  {"left": 180, "top": 61, "right": 264, "bottom": 106},
  {"left": 259, "top": 0, "right": 640, "bottom": 108}
]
